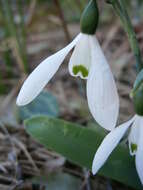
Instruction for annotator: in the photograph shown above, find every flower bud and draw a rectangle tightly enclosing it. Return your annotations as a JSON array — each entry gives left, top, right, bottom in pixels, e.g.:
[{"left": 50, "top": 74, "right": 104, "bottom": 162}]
[
  {"left": 131, "top": 69, "right": 143, "bottom": 115},
  {"left": 80, "top": 0, "right": 99, "bottom": 35}
]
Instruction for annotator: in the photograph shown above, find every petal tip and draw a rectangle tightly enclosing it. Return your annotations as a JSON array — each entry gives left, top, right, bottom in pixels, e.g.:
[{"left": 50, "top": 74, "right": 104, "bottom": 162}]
[
  {"left": 16, "top": 93, "right": 22, "bottom": 106},
  {"left": 91, "top": 165, "right": 97, "bottom": 176},
  {"left": 16, "top": 91, "right": 30, "bottom": 106},
  {"left": 91, "top": 156, "right": 101, "bottom": 176},
  {"left": 16, "top": 95, "right": 26, "bottom": 106}
]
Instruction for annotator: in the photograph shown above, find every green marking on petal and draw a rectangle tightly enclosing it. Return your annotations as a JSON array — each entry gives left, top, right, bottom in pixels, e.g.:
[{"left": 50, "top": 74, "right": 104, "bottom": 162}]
[
  {"left": 73, "top": 65, "right": 88, "bottom": 78},
  {"left": 131, "top": 143, "right": 137, "bottom": 153}
]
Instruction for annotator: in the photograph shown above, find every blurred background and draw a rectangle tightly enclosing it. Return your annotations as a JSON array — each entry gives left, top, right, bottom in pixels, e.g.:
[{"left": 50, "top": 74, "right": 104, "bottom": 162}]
[{"left": 0, "top": 0, "right": 143, "bottom": 189}]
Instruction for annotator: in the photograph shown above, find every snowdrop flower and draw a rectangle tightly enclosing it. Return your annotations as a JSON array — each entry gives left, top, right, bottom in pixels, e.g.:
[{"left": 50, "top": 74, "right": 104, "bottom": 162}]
[
  {"left": 16, "top": 33, "right": 119, "bottom": 130},
  {"left": 92, "top": 115, "right": 143, "bottom": 184}
]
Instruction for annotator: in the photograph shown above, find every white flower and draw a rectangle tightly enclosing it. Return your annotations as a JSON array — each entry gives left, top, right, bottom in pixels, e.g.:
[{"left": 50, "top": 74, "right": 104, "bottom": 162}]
[
  {"left": 17, "top": 33, "right": 119, "bottom": 130},
  {"left": 92, "top": 115, "right": 143, "bottom": 185}
]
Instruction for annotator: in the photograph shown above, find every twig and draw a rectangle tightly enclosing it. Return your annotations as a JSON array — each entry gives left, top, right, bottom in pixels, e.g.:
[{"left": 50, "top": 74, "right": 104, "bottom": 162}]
[
  {"left": 26, "top": 0, "right": 37, "bottom": 26},
  {"left": 12, "top": 137, "right": 40, "bottom": 173},
  {"left": 80, "top": 169, "right": 91, "bottom": 190},
  {"left": 0, "top": 122, "right": 18, "bottom": 183},
  {"left": 102, "top": 21, "right": 120, "bottom": 50},
  {"left": 54, "top": 0, "right": 71, "bottom": 43},
  {"left": 63, "top": 167, "right": 84, "bottom": 179},
  {"left": 106, "top": 180, "right": 113, "bottom": 190},
  {"left": 10, "top": 38, "right": 25, "bottom": 73},
  {"left": 76, "top": 0, "right": 83, "bottom": 12}
]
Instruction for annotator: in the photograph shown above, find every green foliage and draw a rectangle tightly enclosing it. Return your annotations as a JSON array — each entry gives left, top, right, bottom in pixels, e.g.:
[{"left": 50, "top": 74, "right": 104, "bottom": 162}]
[
  {"left": 25, "top": 116, "right": 142, "bottom": 190},
  {"left": 80, "top": 0, "right": 99, "bottom": 34},
  {"left": 17, "top": 91, "right": 59, "bottom": 121},
  {"left": 0, "top": 0, "right": 28, "bottom": 73}
]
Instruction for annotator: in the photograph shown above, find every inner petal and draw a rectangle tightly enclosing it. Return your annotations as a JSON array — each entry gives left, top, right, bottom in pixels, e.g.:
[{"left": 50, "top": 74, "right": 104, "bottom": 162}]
[
  {"left": 68, "top": 33, "right": 91, "bottom": 79},
  {"left": 128, "top": 115, "right": 140, "bottom": 156}
]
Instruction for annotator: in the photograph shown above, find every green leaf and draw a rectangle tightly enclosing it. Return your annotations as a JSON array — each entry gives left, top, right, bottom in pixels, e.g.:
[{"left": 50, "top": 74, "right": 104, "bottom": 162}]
[
  {"left": 25, "top": 116, "right": 142, "bottom": 190},
  {"left": 16, "top": 91, "right": 59, "bottom": 120}
]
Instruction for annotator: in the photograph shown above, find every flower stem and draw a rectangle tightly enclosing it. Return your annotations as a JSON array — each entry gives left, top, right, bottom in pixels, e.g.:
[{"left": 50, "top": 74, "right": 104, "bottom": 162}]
[{"left": 107, "top": 0, "right": 143, "bottom": 73}]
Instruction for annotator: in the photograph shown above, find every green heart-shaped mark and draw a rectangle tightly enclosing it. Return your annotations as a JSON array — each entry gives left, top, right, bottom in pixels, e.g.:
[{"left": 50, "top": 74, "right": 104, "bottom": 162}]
[
  {"left": 73, "top": 65, "right": 88, "bottom": 78},
  {"left": 131, "top": 143, "right": 137, "bottom": 153}
]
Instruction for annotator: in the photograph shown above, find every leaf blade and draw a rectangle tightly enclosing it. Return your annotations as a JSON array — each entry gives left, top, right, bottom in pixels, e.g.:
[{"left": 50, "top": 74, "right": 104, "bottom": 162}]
[{"left": 25, "top": 116, "right": 142, "bottom": 190}]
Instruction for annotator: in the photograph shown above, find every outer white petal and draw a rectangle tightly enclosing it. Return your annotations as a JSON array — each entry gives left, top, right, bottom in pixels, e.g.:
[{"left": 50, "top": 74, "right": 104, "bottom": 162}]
[
  {"left": 68, "top": 33, "right": 91, "bottom": 79},
  {"left": 87, "top": 35, "right": 119, "bottom": 131},
  {"left": 17, "top": 34, "right": 81, "bottom": 106},
  {"left": 92, "top": 118, "right": 134, "bottom": 175},
  {"left": 135, "top": 116, "right": 143, "bottom": 185},
  {"left": 128, "top": 115, "right": 140, "bottom": 156}
]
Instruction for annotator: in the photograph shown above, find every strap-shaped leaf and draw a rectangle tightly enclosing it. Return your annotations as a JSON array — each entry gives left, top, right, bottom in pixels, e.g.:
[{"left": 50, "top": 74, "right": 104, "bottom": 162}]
[{"left": 25, "top": 116, "right": 142, "bottom": 190}]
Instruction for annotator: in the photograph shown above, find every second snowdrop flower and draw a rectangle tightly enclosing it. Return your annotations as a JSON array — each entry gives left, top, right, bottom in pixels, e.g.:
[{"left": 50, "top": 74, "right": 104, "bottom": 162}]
[{"left": 92, "top": 115, "right": 143, "bottom": 185}]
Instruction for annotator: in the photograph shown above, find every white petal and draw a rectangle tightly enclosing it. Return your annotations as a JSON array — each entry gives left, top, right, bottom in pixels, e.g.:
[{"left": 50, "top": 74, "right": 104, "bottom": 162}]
[
  {"left": 17, "top": 34, "right": 81, "bottom": 106},
  {"left": 69, "top": 33, "right": 91, "bottom": 79},
  {"left": 135, "top": 118, "right": 143, "bottom": 185},
  {"left": 92, "top": 118, "right": 134, "bottom": 175},
  {"left": 87, "top": 36, "right": 119, "bottom": 131},
  {"left": 128, "top": 115, "right": 140, "bottom": 156}
]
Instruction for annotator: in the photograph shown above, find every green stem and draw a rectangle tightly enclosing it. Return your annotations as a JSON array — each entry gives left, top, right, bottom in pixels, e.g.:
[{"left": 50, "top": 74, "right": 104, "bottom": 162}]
[
  {"left": 107, "top": 0, "right": 143, "bottom": 73},
  {"left": 17, "top": 0, "right": 28, "bottom": 70},
  {"left": 1, "top": 0, "right": 28, "bottom": 73}
]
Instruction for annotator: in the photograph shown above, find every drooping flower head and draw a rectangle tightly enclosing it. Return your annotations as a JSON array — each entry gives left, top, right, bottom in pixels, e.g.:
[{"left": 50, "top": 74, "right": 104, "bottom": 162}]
[
  {"left": 92, "top": 115, "right": 143, "bottom": 184},
  {"left": 16, "top": 0, "right": 119, "bottom": 130}
]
